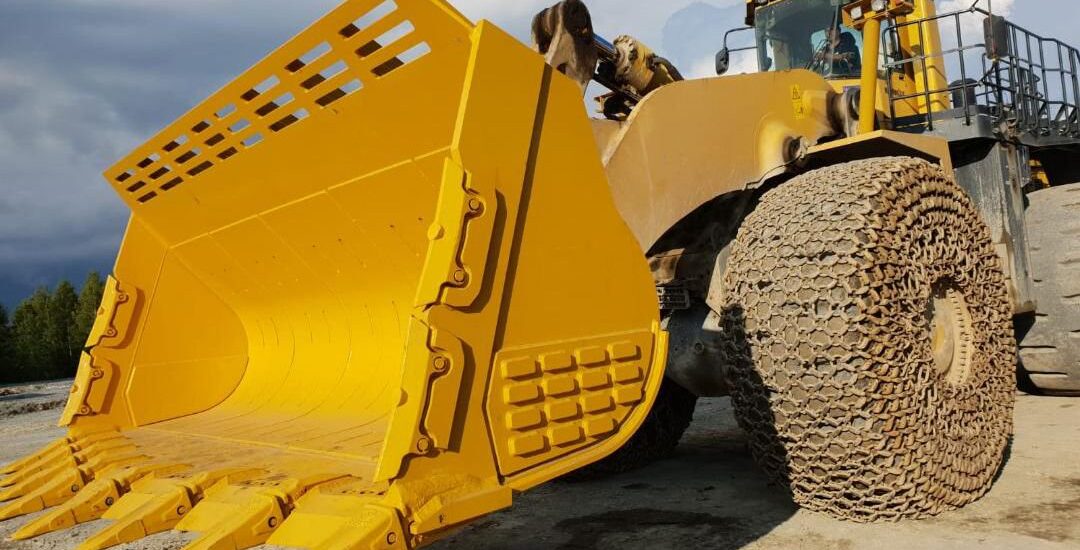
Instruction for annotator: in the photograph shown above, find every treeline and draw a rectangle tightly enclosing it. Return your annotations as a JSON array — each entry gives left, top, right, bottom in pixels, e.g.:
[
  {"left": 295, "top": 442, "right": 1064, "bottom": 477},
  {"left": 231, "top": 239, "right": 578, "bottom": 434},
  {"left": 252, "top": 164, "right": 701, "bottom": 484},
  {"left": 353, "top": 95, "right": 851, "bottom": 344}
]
[{"left": 0, "top": 273, "right": 105, "bottom": 384}]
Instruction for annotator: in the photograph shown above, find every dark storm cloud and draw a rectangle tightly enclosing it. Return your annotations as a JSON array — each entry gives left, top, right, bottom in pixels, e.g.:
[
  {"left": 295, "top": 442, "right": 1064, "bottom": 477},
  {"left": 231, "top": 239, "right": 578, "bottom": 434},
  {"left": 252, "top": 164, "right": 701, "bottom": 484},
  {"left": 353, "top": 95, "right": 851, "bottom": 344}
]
[
  {"left": 0, "top": 0, "right": 1072, "bottom": 308},
  {"left": 0, "top": 0, "right": 340, "bottom": 306},
  {"left": 0, "top": 0, "right": 726, "bottom": 306}
]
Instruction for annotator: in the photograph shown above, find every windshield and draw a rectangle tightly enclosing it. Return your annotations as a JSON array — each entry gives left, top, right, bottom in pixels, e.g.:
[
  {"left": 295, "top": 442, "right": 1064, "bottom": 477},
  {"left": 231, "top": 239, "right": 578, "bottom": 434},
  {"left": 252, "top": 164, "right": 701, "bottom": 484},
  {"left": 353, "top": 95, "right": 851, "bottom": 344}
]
[{"left": 754, "top": 0, "right": 864, "bottom": 79}]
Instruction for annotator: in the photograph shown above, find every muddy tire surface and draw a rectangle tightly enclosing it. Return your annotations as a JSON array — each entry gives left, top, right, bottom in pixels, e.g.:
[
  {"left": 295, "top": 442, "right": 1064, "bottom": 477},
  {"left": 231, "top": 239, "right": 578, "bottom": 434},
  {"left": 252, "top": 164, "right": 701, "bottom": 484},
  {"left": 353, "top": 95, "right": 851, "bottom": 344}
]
[
  {"left": 720, "top": 157, "right": 1016, "bottom": 521},
  {"left": 1019, "top": 182, "right": 1080, "bottom": 395}
]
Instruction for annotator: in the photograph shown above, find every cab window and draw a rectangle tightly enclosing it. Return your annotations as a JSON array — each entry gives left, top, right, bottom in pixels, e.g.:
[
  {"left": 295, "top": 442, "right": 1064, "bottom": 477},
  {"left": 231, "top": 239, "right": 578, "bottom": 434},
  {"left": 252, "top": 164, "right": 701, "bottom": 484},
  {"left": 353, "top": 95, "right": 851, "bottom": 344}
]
[{"left": 754, "top": 0, "right": 865, "bottom": 79}]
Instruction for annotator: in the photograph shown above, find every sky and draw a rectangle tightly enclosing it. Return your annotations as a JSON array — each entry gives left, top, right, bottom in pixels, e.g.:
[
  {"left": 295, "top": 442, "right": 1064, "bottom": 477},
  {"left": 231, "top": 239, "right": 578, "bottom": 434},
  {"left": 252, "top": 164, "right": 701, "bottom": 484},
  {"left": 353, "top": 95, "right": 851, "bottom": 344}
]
[{"left": 0, "top": 0, "right": 1075, "bottom": 309}]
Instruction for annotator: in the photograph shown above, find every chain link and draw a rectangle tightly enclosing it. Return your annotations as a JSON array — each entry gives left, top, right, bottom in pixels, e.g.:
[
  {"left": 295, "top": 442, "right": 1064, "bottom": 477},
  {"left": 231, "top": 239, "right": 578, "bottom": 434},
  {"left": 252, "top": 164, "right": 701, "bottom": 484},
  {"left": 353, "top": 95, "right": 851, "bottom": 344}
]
[{"left": 719, "top": 157, "right": 1015, "bottom": 521}]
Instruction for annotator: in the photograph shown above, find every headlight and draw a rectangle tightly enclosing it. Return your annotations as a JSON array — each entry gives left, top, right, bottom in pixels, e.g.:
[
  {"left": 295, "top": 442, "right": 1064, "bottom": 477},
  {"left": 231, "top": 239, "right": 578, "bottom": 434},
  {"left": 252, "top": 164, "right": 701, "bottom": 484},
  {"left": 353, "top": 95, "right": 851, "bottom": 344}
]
[{"left": 871, "top": 0, "right": 888, "bottom": 12}]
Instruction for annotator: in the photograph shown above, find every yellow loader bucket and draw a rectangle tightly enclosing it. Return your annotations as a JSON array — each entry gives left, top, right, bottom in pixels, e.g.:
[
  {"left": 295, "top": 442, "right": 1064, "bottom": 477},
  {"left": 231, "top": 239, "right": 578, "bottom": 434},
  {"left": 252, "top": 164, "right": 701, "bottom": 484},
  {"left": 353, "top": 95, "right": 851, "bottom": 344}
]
[{"left": 1, "top": 1, "right": 665, "bottom": 549}]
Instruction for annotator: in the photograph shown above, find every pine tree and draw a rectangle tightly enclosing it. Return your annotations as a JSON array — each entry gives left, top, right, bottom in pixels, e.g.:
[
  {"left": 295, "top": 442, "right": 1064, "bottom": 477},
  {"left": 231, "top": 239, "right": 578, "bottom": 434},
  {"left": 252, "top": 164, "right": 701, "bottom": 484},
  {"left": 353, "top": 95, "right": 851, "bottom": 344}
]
[
  {"left": 48, "top": 281, "right": 79, "bottom": 378},
  {"left": 71, "top": 272, "right": 106, "bottom": 353},
  {"left": 12, "top": 288, "right": 51, "bottom": 381},
  {"left": 0, "top": 304, "right": 13, "bottom": 383},
  {"left": 5, "top": 273, "right": 109, "bottom": 383}
]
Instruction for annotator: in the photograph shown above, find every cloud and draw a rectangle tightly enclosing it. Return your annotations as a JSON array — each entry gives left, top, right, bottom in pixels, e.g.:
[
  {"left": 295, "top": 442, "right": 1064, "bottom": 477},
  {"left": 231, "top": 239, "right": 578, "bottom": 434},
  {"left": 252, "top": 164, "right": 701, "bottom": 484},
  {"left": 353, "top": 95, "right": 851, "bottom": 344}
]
[
  {"left": 0, "top": 59, "right": 135, "bottom": 261},
  {"left": 451, "top": 0, "right": 746, "bottom": 47},
  {"left": 0, "top": 0, "right": 748, "bottom": 307},
  {"left": 0, "top": 0, "right": 342, "bottom": 306},
  {"left": 686, "top": 45, "right": 757, "bottom": 79},
  {"left": 0, "top": 0, "right": 662, "bottom": 305},
  {"left": 938, "top": 0, "right": 1016, "bottom": 18},
  {"left": 662, "top": 2, "right": 754, "bottom": 78},
  {"left": 2, "top": 0, "right": 1074, "bottom": 310},
  {"left": 937, "top": 0, "right": 1016, "bottom": 44}
]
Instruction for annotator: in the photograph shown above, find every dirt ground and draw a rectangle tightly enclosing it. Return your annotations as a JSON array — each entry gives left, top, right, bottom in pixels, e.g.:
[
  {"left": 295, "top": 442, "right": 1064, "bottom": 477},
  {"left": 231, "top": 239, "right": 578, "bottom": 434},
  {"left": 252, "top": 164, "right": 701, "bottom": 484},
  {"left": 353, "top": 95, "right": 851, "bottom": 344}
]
[{"left": 1, "top": 383, "right": 1077, "bottom": 550}]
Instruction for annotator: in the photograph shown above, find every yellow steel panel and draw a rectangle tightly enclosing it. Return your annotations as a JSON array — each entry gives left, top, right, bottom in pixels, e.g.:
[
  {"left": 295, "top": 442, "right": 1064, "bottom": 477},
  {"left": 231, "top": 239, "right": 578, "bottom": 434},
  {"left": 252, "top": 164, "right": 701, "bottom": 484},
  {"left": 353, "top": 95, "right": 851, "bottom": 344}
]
[
  {"left": 507, "top": 409, "right": 544, "bottom": 431},
  {"left": 584, "top": 417, "right": 617, "bottom": 438},
  {"left": 546, "top": 401, "right": 582, "bottom": 422},
  {"left": 540, "top": 352, "right": 574, "bottom": 373},
  {"left": 84, "top": 276, "right": 125, "bottom": 349},
  {"left": 543, "top": 376, "right": 578, "bottom": 397},
  {"left": 549, "top": 425, "right": 585, "bottom": 447},
  {"left": 506, "top": 384, "right": 542, "bottom": 405},
  {"left": 509, "top": 434, "right": 547, "bottom": 458},
  {"left": 485, "top": 330, "right": 656, "bottom": 477},
  {"left": 613, "top": 364, "right": 644, "bottom": 384},
  {"left": 575, "top": 346, "right": 608, "bottom": 366},
  {"left": 580, "top": 370, "right": 612, "bottom": 391},
  {"left": 4, "top": 4, "right": 667, "bottom": 549},
  {"left": 597, "top": 70, "right": 839, "bottom": 251},
  {"left": 615, "top": 386, "right": 645, "bottom": 406},
  {"left": 583, "top": 394, "right": 615, "bottom": 414},
  {"left": 500, "top": 357, "right": 540, "bottom": 380}
]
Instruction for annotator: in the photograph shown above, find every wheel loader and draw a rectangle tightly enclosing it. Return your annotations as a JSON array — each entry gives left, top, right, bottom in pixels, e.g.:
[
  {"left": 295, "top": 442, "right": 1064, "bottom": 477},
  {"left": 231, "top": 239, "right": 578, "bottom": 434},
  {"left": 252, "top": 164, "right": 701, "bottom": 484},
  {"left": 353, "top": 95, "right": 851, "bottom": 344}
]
[{"left": 3, "top": 0, "right": 1079, "bottom": 547}]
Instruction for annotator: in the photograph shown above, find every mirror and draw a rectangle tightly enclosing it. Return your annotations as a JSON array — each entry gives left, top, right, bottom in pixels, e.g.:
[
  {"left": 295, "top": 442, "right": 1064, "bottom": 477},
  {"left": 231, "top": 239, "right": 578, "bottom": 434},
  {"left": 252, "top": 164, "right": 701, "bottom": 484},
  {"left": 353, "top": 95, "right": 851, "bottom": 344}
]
[
  {"left": 716, "top": 47, "right": 730, "bottom": 75},
  {"left": 984, "top": 14, "right": 1010, "bottom": 60},
  {"left": 717, "top": 26, "right": 757, "bottom": 76}
]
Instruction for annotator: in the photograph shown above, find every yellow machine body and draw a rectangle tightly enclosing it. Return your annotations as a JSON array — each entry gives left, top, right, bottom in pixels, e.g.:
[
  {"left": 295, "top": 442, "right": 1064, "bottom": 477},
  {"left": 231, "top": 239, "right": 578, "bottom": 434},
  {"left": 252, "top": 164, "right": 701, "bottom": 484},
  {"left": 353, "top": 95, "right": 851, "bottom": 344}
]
[
  {"left": 1, "top": 2, "right": 666, "bottom": 548},
  {"left": 746, "top": 0, "right": 951, "bottom": 122},
  {"left": 1, "top": 1, "right": 965, "bottom": 549},
  {"left": 591, "top": 69, "right": 952, "bottom": 253},
  {"left": 594, "top": 70, "right": 841, "bottom": 251}
]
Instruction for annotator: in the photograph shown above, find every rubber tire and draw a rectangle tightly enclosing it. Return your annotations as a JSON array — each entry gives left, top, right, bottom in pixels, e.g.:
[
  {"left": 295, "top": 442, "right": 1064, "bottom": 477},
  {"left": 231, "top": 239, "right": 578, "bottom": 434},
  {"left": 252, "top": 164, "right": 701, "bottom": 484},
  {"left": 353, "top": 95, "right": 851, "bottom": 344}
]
[
  {"left": 563, "top": 377, "right": 697, "bottom": 480},
  {"left": 719, "top": 157, "right": 1015, "bottom": 521},
  {"left": 1019, "top": 182, "right": 1080, "bottom": 395}
]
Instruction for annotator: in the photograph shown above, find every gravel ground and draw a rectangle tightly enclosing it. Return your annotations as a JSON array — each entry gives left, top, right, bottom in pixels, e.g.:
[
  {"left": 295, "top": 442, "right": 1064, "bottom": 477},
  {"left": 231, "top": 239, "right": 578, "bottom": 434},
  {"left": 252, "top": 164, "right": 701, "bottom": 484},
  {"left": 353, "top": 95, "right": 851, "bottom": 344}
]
[
  {"left": 0, "top": 381, "right": 70, "bottom": 419},
  {"left": 0, "top": 384, "right": 1077, "bottom": 550}
]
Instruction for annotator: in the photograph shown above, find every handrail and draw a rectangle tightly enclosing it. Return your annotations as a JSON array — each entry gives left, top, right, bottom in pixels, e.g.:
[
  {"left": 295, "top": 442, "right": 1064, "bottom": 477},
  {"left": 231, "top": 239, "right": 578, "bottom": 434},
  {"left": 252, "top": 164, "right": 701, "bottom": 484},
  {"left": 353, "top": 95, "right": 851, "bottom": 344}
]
[{"left": 881, "top": 4, "right": 1080, "bottom": 144}]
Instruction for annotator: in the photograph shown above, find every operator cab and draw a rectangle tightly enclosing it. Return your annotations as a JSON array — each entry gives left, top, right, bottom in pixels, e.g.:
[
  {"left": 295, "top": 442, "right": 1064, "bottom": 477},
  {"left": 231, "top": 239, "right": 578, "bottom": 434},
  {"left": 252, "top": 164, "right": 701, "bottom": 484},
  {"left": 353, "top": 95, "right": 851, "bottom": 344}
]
[{"left": 754, "top": 0, "right": 864, "bottom": 79}]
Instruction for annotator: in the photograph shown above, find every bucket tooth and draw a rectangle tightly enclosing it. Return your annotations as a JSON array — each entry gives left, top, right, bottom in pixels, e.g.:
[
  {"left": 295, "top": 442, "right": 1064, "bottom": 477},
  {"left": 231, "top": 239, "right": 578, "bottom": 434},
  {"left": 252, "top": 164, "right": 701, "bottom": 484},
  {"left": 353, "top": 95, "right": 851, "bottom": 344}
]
[
  {"left": 268, "top": 489, "right": 404, "bottom": 550},
  {"left": 0, "top": 464, "right": 86, "bottom": 521},
  {"left": 81, "top": 452, "right": 147, "bottom": 476},
  {"left": 10, "top": 477, "right": 122, "bottom": 540},
  {"left": 68, "top": 431, "right": 126, "bottom": 451},
  {"left": 10, "top": 463, "right": 189, "bottom": 541},
  {"left": 0, "top": 464, "right": 77, "bottom": 506},
  {"left": 176, "top": 494, "right": 282, "bottom": 550},
  {"left": 0, "top": 455, "right": 78, "bottom": 496},
  {"left": 1, "top": 438, "right": 70, "bottom": 475},
  {"left": 79, "top": 468, "right": 264, "bottom": 550},
  {"left": 1, "top": 447, "right": 143, "bottom": 506},
  {"left": 176, "top": 473, "right": 341, "bottom": 550},
  {"left": 1, "top": 443, "right": 73, "bottom": 485},
  {"left": 77, "top": 492, "right": 185, "bottom": 550},
  {"left": 0, "top": 433, "right": 136, "bottom": 520},
  {"left": 79, "top": 486, "right": 193, "bottom": 550},
  {"left": 76, "top": 440, "right": 140, "bottom": 467},
  {"left": 2, "top": 432, "right": 127, "bottom": 491}
]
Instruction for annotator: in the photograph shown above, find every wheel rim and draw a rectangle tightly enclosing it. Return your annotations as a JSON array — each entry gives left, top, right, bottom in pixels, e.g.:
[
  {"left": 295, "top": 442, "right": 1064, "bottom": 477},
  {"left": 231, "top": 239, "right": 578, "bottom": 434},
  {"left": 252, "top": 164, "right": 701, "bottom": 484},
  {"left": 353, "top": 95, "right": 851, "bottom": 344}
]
[{"left": 928, "top": 280, "right": 975, "bottom": 387}]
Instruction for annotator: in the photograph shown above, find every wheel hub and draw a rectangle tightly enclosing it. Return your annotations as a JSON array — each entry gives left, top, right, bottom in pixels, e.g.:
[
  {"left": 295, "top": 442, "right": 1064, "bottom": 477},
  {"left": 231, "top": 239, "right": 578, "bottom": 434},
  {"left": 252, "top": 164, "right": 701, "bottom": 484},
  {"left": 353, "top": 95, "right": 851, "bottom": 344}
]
[{"left": 929, "top": 282, "right": 975, "bottom": 386}]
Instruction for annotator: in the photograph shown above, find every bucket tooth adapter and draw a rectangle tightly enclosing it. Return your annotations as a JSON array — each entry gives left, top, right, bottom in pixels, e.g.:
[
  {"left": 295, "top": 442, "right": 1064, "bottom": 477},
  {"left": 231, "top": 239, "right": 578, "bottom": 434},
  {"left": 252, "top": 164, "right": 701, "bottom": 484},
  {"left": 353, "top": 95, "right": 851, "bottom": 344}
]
[{"left": 1, "top": 1, "right": 665, "bottom": 548}]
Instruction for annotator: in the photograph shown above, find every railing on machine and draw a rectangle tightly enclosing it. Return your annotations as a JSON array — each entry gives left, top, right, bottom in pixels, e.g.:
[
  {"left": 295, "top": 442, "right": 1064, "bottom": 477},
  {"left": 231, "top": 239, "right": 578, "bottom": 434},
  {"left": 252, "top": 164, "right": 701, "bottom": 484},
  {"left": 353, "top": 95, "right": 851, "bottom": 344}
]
[{"left": 883, "top": 4, "right": 1080, "bottom": 146}]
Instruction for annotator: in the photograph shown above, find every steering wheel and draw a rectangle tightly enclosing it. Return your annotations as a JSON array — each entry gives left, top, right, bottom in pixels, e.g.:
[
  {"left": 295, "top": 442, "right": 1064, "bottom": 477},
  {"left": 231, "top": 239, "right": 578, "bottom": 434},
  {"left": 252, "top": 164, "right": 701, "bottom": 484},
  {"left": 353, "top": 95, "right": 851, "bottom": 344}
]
[{"left": 807, "top": 39, "right": 829, "bottom": 72}]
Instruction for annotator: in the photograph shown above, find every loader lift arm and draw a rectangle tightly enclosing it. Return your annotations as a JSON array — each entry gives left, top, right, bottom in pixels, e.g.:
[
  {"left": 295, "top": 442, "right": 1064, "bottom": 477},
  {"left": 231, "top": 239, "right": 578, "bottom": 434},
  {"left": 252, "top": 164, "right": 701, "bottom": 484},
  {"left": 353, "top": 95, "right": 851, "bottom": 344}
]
[{"left": 531, "top": 0, "right": 684, "bottom": 119}]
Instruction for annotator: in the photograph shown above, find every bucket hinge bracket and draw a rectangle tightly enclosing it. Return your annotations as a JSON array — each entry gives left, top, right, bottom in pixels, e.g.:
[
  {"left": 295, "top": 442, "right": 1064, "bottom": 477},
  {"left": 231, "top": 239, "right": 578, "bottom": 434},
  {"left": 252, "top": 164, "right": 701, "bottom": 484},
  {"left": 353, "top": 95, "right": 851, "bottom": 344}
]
[
  {"left": 414, "top": 156, "right": 497, "bottom": 310},
  {"left": 85, "top": 275, "right": 137, "bottom": 350},
  {"left": 375, "top": 320, "right": 469, "bottom": 482},
  {"left": 60, "top": 276, "right": 137, "bottom": 426}
]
